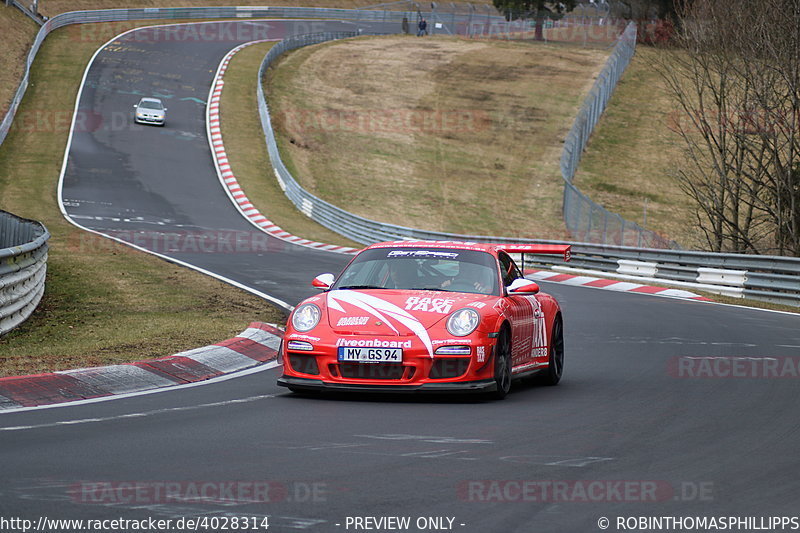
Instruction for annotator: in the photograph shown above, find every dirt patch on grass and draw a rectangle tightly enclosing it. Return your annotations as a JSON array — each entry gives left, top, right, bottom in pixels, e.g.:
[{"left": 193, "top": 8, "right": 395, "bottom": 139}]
[{"left": 266, "top": 35, "right": 610, "bottom": 239}]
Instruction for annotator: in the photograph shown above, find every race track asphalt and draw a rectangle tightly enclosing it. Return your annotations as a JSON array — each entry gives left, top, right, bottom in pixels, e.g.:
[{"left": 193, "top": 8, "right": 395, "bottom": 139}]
[
  {"left": 59, "top": 20, "right": 392, "bottom": 308},
  {"left": 2, "top": 282, "right": 799, "bottom": 531},
  {"left": 2, "top": 19, "right": 799, "bottom": 533}
]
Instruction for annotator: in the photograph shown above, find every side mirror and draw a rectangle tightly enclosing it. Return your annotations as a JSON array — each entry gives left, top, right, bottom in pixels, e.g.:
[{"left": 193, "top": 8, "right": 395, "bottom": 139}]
[
  {"left": 133, "top": 104, "right": 137, "bottom": 108},
  {"left": 163, "top": 108, "right": 167, "bottom": 111},
  {"left": 312, "top": 273, "right": 335, "bottom": 290},
  {"left": 507, "top": 278, "right": 540, "bottom": 294}
]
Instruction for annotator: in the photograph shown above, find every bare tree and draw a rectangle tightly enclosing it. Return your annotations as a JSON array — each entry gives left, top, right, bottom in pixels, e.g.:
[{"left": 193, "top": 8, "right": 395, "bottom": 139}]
[
  {"left": 653, "top": 0, "right": 800, "bottom": 255},
  {"left": 742, "top": 0, "right": 800, "bottom": 255}
]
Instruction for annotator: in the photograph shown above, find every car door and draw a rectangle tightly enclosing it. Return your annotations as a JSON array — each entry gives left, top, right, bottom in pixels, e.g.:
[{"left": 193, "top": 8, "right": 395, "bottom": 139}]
[{"left": 498, "top": 252, "right": 547, "bottom": 370}]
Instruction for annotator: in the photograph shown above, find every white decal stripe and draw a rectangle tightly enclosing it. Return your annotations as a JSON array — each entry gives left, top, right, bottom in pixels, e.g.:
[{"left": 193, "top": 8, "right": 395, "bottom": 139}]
[{"left": 327, "top": 291, "right": 435, "bottom": 358}]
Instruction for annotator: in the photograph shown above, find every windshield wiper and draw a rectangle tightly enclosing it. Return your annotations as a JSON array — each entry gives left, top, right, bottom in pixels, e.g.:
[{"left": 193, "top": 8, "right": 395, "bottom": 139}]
[{"left": 336, "top": 285, "right": 386, "bottom": 290}]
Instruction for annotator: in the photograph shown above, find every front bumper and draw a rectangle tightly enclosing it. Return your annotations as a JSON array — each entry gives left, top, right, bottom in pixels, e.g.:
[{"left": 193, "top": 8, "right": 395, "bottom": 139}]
[
  {"left": 134, "top": 115, "right": 165, "bottom": 125},
  {"left": 277, "top": 375, "right": 497, "bottom": 394}
]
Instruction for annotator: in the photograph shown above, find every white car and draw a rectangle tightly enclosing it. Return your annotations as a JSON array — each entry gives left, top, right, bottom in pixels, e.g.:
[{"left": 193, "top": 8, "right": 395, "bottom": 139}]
[{"left": 133, "top": 97, "right": 167, "bottom": 126}]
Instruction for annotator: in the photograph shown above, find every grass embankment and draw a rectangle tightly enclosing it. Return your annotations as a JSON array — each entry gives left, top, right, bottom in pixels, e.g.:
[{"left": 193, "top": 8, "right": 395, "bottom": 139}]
[
  {"left": 0, "top": 7, "right": 39, "bottom": 118},
  {"left": 264, "top": 35, "right": 610, "bottom": 239},
  {"left": 571, "top": 46, "right": 701, "bottom": 248},
  {"left": 0, "top": 21, "right": 285, "bottom": 377},
  {"left": 260, "top": 35, "right": 705, "bottom": 248}
]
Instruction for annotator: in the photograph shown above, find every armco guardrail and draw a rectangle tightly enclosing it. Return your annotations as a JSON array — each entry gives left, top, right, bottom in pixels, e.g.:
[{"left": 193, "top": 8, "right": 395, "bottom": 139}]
[
  {"left": 256, "top": 31, "right": 800, "bottom": 306},
  {"left": 0, "top": 211, "right": 49, "bottom": 335},
  {"left": 520, "top": 241, "right": 800, "bottom": 306}
]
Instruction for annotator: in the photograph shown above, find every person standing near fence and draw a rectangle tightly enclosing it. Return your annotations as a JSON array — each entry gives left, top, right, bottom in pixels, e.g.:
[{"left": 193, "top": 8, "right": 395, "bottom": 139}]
[{"left": 417, "top": 18, "right": 428, "bottom": 36}]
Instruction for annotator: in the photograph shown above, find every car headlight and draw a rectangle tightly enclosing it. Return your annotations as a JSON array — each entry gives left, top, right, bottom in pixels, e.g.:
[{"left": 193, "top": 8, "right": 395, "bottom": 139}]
[
  {"left": 292, "top": 303, "right": 321, "bottom": 332},
  {"left": 446, "top": 308, "right": 480, "bottom": 337}
]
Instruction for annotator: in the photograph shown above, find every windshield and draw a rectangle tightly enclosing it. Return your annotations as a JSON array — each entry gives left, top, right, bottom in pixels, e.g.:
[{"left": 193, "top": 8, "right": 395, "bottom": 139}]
[
  {"left": 139, "top": 100, "right": 163, "bottom": 110},
  {"left": 332, "top": 247, "right": 499, "bottom": 295}
]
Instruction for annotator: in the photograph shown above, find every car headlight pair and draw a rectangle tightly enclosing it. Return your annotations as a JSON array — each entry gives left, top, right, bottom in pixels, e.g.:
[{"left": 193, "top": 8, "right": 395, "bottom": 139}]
[{"left": 292, "top": 303, "right": 480, "bottom": 337}]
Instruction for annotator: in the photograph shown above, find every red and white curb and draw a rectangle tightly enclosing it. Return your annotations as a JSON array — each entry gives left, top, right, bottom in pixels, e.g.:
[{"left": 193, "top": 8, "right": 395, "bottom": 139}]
[
  {"left": 0, "top": 322, "right": 284, "bottom": 410},
  {"left": 207, "top": 41, "right": 359, "bottom": 254},
  {"left": 525, "top": 269, "right": 712, "bottom": 302}
]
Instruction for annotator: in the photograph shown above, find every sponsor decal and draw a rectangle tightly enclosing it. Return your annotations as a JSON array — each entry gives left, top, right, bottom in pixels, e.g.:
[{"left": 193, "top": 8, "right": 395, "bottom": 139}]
[
  {"left": 432, "top": 339, "right": 474, "bottom": 346},
  {"left": 512, "top": 361, "right": 548, "bottom": 373},
  {"left": 533, "top": 308, "right": 547, "bottom": 357},
  {"left": 404, "top": 297, "right": 455, "bottom": 314},
  {"left": 287, "top": 334, "right": 321, "bottom": 342},
  {"left": 327, "top": 291, "right": 434, "bottom": 357},
  {"left": 336, "top": 338, "right": 412, "bottom": 349},
  {"left": 469, "top": 301, "right": 487, "bottom": 309},
  {"left": 387, "top": 250, "right": 459, "bottom": 259},
  {"left": 336, "top": 316, "right": 370, "bottom": 327},
  {"left": 388, "top": 240, "right": 478, "bottom": 246},
  {"left": 477, "top": 346, "right": 486, "bottom": 363}
]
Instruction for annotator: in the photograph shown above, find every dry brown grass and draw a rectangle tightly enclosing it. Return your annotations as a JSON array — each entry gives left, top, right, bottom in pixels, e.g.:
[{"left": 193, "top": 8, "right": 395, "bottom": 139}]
[
  {"left": 266, "top": 35, "right": 610, "bottom": 239},
  {"left": 0, "top": 7, "right": 39, "bottom": 117}
]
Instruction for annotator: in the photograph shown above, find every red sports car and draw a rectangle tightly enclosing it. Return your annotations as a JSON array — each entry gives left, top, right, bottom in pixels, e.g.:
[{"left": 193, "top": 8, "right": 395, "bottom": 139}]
[{"left": 277, "top": 240, "right": 570, "bottom": 399}]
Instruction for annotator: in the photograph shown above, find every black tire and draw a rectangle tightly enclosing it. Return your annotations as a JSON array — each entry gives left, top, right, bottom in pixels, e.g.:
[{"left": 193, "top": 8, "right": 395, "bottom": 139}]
[
  {"left": 538, "top": 315, "right": 564, "bottom": 386},
  {"left": 489, "top": 327, "right": 512, "bottom": 400}
]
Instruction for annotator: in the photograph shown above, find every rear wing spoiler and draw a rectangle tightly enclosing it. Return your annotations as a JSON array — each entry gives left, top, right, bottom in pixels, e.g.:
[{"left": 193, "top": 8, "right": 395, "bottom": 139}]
[
  {"left": 498, "top": 244, "right": 571, "bottom": 262},
  {"left": 497, "top": 244, "right": 571, "bottom": 273}
]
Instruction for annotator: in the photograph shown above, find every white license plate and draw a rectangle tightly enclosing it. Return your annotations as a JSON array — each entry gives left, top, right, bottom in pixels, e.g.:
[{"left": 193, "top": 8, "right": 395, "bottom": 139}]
[{"left": 337, "top": 346, "right": 403, "bottom": 363}]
